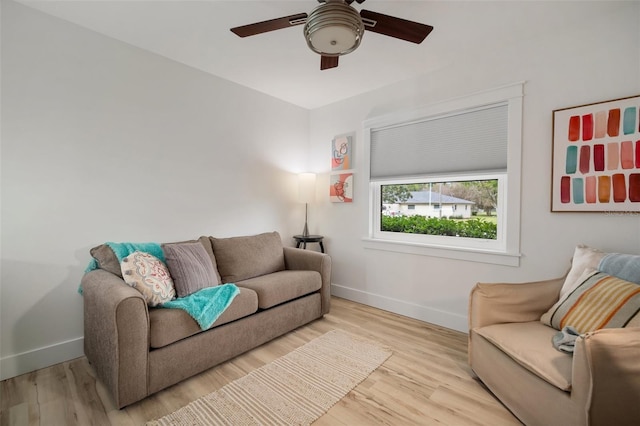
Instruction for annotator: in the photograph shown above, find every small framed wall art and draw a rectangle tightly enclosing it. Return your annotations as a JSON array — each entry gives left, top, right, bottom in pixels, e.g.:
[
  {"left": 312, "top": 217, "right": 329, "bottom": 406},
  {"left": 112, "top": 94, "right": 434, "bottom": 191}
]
[
  {"left": 330, "top": 173, "right": 353, "bottom": 203},
  {"left": 551, "top": 94, "right": 640, "bottom": 212},
  {"left": 331, "top": 133, "right": 354, "bottom": 171}
]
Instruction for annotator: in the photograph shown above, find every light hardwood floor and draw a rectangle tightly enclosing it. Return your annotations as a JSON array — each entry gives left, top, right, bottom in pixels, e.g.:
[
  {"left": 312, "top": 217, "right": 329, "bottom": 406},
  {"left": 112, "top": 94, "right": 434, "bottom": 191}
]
[{"left": 1, "top": 297, "right": 521, "bottom": 425}]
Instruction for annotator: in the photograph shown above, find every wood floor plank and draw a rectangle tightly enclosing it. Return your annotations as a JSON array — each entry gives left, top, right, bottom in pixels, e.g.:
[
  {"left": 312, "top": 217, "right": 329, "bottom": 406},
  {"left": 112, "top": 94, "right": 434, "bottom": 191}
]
[{"left": 0, "top": 296, "right": 519, "bottom": 425}]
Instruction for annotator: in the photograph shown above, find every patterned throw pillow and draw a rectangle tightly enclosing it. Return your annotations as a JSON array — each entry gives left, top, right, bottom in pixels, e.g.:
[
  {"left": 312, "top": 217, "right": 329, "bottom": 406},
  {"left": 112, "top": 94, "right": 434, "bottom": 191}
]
[
  {"left": 541, "top": 269, "right": 640, "bottom": 334},
  {"left": 121, "top": 251, "right": 176, "bottom": 306}
]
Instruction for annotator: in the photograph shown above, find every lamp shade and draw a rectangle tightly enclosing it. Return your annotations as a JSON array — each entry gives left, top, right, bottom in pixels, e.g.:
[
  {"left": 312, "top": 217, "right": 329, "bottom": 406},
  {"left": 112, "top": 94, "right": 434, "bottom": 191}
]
[{"left": 298, "top": 173, "right": 317, "bottom": 203}]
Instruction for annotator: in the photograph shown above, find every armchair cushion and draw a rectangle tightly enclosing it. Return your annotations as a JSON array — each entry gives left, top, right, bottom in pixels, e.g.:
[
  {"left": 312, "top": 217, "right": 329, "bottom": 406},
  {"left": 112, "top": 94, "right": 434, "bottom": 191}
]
[{"left": 474, "top": 321, "right": 573, "bottom": 391}]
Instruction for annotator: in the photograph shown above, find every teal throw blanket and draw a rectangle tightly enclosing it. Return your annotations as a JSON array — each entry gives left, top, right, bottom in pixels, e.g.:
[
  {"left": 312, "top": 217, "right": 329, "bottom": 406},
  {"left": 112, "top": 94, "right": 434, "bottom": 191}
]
[
  {"left": 161, "top": 284, "right": 240, "bottom": 330},
  {"left": 80, "top": 242, "right": 165, "bottom": 294}
]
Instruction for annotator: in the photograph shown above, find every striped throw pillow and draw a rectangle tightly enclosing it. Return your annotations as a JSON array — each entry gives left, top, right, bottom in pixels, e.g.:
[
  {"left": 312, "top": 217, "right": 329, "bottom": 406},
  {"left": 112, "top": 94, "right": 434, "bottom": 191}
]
[{"left": 541, "top": 270, "right": 640, "bottom": 334}]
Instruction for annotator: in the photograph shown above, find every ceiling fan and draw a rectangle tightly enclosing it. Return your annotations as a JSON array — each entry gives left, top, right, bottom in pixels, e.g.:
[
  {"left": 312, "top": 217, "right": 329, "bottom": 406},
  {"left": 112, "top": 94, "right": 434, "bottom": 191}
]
[{"left": 230, "top": 0, "right": 434, "bottom": 70}]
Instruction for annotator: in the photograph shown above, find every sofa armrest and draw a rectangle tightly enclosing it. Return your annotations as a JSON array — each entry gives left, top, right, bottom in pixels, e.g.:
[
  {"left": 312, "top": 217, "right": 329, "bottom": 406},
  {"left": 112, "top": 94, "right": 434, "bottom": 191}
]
[
  {"left": 283, "top": 247, "right": 332, "bottom": 315},
  {"left": 572, "top": 327, "right": 640, "bottom": 426},
  {"left": 469, "top": 277, "right": 564, "bottom": 330},
  {"left": 81, "top": 269, "right": 150, "bottom": 408}
]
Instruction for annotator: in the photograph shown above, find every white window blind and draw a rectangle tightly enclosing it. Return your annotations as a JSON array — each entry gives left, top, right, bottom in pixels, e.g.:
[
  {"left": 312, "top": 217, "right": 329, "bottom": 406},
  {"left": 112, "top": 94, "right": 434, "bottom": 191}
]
[{"left": 370, "top": 103, "right": 508, "bottom": 179}]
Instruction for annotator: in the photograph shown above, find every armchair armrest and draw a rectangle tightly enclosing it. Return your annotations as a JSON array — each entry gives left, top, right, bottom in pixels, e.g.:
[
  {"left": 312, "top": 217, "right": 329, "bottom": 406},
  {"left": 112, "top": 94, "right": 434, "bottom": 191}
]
[
  {"left": 81, "top": 269, "right": 150, "bottom": 408},
  {"left": 572, "top": 327, "right": 640, "bottom": 425},
  {"left": 284, "top": 246, "right": 332, "bottom": 315},
  {"left": 469, "top": 277, "right": 564, "bottom": 330}
]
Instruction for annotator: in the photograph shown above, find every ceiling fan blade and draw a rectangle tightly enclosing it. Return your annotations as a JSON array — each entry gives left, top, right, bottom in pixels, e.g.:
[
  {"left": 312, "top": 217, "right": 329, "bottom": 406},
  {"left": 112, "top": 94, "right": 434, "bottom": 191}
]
[
  {"left": 360, "top": 10, "right": 433, "bottom": 44},
  {"left": 231, "top": 13, "right": 307, "bottom": 38},
  {"left": 321, "top": 55, "right": 339, "bottom": 70}
]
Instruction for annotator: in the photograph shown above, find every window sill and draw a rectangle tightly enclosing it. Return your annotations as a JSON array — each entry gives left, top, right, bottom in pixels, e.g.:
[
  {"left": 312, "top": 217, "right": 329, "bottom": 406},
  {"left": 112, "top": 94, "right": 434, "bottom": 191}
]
[{"left": 362, "top": 237, "right": 521, "bottom": 267}]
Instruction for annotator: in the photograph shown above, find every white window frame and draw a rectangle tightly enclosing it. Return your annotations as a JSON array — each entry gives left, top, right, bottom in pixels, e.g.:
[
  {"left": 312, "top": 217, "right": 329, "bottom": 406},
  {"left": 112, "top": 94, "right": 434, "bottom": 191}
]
[{"left": 363, "top": 83, "right": 524, "bottom": 266}]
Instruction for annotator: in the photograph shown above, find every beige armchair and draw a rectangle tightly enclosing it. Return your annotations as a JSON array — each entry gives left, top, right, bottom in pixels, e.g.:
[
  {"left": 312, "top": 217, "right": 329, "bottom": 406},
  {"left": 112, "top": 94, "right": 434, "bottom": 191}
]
[{"left": 469, "top": 277, "right": 640, "bottom": 426}]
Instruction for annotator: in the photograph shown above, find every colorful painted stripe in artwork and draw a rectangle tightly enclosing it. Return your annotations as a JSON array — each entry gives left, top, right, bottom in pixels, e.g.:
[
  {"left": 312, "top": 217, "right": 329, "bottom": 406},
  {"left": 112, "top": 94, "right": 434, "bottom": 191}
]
[
  {"left": 594, "top": 110, "right": 607, "bottom": 138},
  {"left": 585, "top": 176, "right": 597, "bottom": 203},
  {"left": 594, "top": 144, "right": 605, "bottom": 171},
  {"left": 612, "top": 173, "right": 627, "bottom": 202},
  {"left": 579, "top": 145, "right": 590, "bottom": 174},
  {"left": 598, "top": 175, "right": 611, "bottom": 203},
  {"left": 582, "top": 114, "right": 594, "bottom": 141},
  {"left": 573, "top": 178, "right": 584, "bottom": 204},
  {"left": 623, "top": 107, "right": 637, "bottom": 135},
  {"left": 566, "top": 145, "right": 578, "bottom": 174},
  {"left": 608, "top": 108, "right": 621, "bottom": 137},
  {"left": 561, "top": 176, "right": 571, "bottom": 203},
  {"left": 630, "top": 174, "right": 640, "bottom": 202},
  {"left": 568, "top": 115, "right": 580, "bottom": 141}
]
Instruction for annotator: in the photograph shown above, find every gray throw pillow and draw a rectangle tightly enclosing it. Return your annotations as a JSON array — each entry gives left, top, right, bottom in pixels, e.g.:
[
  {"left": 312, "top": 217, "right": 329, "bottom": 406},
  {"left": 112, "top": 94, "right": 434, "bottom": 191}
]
[{"left": 162, "top": 242, "right": 220, "bottom": 298}]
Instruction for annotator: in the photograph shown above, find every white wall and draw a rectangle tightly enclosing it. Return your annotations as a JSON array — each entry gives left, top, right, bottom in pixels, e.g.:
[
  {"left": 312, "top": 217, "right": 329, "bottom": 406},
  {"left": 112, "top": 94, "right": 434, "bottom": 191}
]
[
  {"left": 1, "top": 1, "right": 310, "bottom": 379},
  {"left": 309, "top": 1, "right": 640, "bottom": 331}
]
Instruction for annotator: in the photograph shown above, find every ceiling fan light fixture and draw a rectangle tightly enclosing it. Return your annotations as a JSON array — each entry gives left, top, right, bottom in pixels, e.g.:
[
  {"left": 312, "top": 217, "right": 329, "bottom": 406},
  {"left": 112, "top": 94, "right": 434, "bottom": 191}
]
[{"left": 304, "top": 1, "right": 364, "bottom": 56}]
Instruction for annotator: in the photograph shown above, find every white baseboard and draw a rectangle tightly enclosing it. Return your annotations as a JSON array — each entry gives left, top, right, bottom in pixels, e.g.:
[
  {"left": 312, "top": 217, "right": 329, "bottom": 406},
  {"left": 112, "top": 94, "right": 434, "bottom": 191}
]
[
  {"left": 331, "top": 283, "right": 468, "bottom": 333},
  {"left": 1, "top": 337, "right": 85, "bottom": 380}
]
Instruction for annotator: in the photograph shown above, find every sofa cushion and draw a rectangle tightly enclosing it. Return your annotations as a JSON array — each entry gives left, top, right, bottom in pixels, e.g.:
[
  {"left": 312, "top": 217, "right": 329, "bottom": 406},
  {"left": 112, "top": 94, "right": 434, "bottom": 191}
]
[
  {"left": 236, "top": 270, "right": 321, "bottom": 309},
  {"left": 541, "top": 270, "right": 640, "bottom": 334},
  {"left": 162, "top": 242, "right": 220, "bottom": 298},
  {"left": 148, "top": 287, "right": 259, "bottom": 348},
  {"left": 211, "top": 231, "right": 285, "bottom": 283},
  {"left": 121, "top": 251, "right": 176, "bottom": 306},
  {"left": 474, "top": 321, "right": 573, "bottom": 391}
]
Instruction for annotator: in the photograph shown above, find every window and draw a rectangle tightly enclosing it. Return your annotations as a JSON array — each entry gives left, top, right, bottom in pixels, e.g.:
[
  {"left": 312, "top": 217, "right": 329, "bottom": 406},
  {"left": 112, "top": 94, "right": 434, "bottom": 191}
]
[
  {"left": 363, "top": 83, "right": 524, "bottom": 266},
  {"left": 374, "top": 175, "right": 505, "bottom": 250}
]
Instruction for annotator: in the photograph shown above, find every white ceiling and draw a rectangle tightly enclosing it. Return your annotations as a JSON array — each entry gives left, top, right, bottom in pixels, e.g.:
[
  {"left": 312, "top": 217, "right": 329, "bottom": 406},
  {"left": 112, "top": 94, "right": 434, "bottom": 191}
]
[{"left": 15, "top": 1, "right": 589, "bottom": 109}]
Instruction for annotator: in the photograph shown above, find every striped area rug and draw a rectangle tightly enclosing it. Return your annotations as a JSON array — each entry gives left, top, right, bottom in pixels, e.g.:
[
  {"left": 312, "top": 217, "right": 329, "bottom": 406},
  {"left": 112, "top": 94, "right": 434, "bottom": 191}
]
[{"left": 147, "top": 330, "right": 392, "bottom": 426}]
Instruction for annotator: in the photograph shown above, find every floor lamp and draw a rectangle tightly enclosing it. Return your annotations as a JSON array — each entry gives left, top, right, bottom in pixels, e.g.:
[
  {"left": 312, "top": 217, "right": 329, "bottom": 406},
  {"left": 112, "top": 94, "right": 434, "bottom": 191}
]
[{"left": 298, "top": 173, "right": 316, "bottom": 237}]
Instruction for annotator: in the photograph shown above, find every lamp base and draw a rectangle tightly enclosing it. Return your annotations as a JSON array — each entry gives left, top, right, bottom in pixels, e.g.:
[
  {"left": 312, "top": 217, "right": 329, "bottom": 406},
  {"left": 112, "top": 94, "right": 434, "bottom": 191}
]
[{"left": 302, "top": 202, "right": 310, "bottom": 237}]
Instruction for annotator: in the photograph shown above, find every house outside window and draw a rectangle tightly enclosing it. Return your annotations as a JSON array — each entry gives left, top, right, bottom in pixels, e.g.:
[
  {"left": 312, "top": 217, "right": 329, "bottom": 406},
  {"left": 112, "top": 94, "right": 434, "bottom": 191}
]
[{"left": 363, "top": 83, "right": 524, "bottom": 266}]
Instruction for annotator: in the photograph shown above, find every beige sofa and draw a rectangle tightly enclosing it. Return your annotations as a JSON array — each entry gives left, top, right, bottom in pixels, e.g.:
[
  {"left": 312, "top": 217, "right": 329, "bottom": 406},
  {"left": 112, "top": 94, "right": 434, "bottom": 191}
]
[
  {"left": 81, "top": 232, "right": 331, "bottom": 408},
  {"left": 469, "top": 247, "right": 640, "bottom": 426}
]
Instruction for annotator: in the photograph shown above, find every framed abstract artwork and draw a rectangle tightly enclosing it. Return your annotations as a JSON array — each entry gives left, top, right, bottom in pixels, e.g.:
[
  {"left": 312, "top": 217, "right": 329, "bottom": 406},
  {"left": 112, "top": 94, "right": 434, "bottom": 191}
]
[
  {"left": 551, "top": 95, "right": 640, "bottom": 212},
  {"left": 330, "top": 173, "right": 353, "bottom": 203},
  {"left": 331, "top": 133, "right": 354, "bottom": 171}
]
